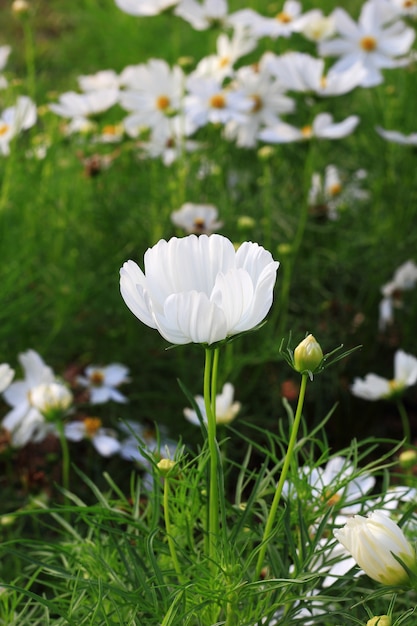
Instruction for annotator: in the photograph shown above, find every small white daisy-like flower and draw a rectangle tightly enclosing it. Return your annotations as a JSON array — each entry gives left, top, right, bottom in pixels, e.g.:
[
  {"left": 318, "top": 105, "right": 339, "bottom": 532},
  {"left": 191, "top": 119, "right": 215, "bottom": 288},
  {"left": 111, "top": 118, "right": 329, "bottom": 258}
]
[
  {"left": 77, "top": 364, "right": 130, "bottom": 404},
  {"left": 171, "top": 202, "right": 223, "bottom": 234},
  {"left": 184, "top": 382, "right": 241, "bottom": 425},
  {"left": 65, "top": 417, "right": 121, "bottom": 457}
]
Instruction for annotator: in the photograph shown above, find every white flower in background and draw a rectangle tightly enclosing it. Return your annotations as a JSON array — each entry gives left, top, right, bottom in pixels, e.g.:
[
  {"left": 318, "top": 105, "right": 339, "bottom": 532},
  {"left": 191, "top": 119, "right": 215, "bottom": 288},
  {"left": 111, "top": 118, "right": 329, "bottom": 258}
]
[
  {"left": 223, "top": 63, "right": 295, "bottom": 148},
  {"left": 318, "top": 1, "right": 416, "bottom": 87},
  {"left": 258, "top": 112, "right": 359, "bottom": 144},
  {"left": 351, "top": 349, "right": 417, "bottom": 400},
  {"left": 2, "top": 350, "right": 58, "bottom": 447},
  {"left": 192, "top": 26, "right": 257, "bottom": 81},
  {"left": 388, "top": 0, "right": 417, "bottom": 17},
  {"left": 171, "top": 202, "right": 223, "bottom": 234},
  {"left": 0, "top": 45, "right": 11, "bottom": 89},
  {"left": 114, "top": 0, "right": 178, "bottom": 16},
  {"left": 297, "top": 9, "right": 335, "bottom": 42},
  {"left": 283, "top": 456, "right": 376, "bottom": 517},
  {"left": 119, "top": 59, "right": 184, "bottom": 140},
  {"left": 0, "top": 363, "right": 14, "bottom": 392},
  {"left": 334, "top": 510, "right": 417, "bottom": 586},
  {"left": 49, "top": 89, "right": 119, "bottom": 137},
  {"left": 29, "top": 381, "right": 73, "bottom": 418},
  {"left": 174, "top": 0, "right": 229, "bottom": 30},
  {"left": 65, "top": 417, "right": 121, "bottom": 457},
  {"left": 78, "top": 69, "right": 120, "bottom": 92},
  {"left": 0, "top": 96, "right": 37, "bottom": 156},
  {"left": 379, "top": 260, "right": 417, "bottom": 330},
  {"left": 184, "top": 75, "right": 252, "bottom": 131},
  {"left": 308, "top": 164, "right": 369, "bottom": 219},
  {"left": 77, "top": 363, "right": 130, "bottom": 404},
  {"left": 229, "top": 1, "right": 304, "bottom": 39},
  {"left": 138, "top": 115, "right": 201, "bottom": 165},
  {"left": 184, "top": 382, "right": 241, "bottom": 425},
  {"left": 263, "top": 51, "right": 367, "bottom": 96},
  {"left": 120, "top": 233, "right": 279, "bottom": 346},
  {"left": 376, "top": 126, "right": 417, "bottom": 145}
]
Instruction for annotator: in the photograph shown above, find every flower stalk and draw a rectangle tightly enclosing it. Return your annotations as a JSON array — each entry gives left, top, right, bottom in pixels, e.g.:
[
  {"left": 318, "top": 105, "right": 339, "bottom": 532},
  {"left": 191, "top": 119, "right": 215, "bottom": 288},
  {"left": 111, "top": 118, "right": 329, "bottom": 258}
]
[{"left": 255, "top": 372, "right": 309, "bottom": 578}]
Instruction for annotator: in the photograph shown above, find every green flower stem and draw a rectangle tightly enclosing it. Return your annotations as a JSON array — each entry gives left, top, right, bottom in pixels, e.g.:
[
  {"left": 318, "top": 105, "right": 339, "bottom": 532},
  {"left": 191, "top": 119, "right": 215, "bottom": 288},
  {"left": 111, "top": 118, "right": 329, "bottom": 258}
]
[
  {"left": 204, "top": 346, "right": 220, "bottom": 567},
  {"left": 255, "top": 372, "right": 308, "bottom": 578},
  {"left": 163, "top": 476, "right": 182, "bottom": 579},
  {"left": 396, "top": 398, "right": 411, "bottom": 445},
  {"left": 22, "top": 16, "right": 37, "bottom": 100},
  {"left": 56, "top": 421, "right": 71, "bottom": 520}
]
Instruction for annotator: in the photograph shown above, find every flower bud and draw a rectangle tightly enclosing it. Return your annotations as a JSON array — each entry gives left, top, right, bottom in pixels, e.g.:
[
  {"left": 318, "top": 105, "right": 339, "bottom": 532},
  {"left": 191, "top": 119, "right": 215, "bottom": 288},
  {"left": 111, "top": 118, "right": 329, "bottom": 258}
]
[
  {"left": 366, "top": 616, "right": 391, "bottom": 626},
  {"left": 29, "top": 381, "right": 73, "bottom": 421},
  {"left": 293, "top": 334, "right": 323, "bottom": 374},
  {"left": 399, "top": 449, "right": 417, "bottom": 470},
  {"left": 157, "top": 458, "right": 177, "bottom": 477},
  {"left": 334, "top": 511, "right": 417, "bottom": 586}
]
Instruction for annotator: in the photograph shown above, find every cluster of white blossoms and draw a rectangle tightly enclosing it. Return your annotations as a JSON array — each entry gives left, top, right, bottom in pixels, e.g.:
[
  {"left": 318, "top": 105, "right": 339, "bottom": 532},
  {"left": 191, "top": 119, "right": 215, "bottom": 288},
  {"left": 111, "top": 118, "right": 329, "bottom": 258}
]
[
  {"left": 351, "top": 348, "right": 417, "bottom": 400},
  {"left": 10, "top": 0, "right": 405, "bottom": 163}
]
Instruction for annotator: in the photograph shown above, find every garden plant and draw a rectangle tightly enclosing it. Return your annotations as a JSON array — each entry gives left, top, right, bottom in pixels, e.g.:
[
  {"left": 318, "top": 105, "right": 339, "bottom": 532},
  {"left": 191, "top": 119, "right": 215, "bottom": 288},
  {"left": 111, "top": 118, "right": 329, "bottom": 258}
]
[{"left": 1, "top": 0, "right": 417, "bottom": 624}]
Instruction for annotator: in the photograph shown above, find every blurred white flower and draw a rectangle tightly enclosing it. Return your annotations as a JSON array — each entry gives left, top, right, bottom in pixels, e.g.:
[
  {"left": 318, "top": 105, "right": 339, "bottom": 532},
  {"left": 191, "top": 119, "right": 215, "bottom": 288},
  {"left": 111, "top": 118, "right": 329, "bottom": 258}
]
[
  {"left": 258, "top": 112, "right": 359, "bottom": 144},
  {"left": 376, "top": 126, "right": 417, "bottom": 145},
  {"left": 223, "top": 62, "right": 295, "bottom": 148},
  {"left": 185, "top": 75, "right": 252, "bottom": 130},
  {"left": 119, "top": 59, "right": 184, "bottom": 140},
  {"left": 334, "top": 510, "right": 417, "bottom": 585},
  {"left": 0, "top": 45, "right": 11, "bottom": 89},
  {"left": 351, "top": 349, "right": 417, "bottom": 400},
  {"left": 78, "top": 69, "right": 120, "bottom": 92},
  {"left": 120, "top": 233, "right": 279, "bottom": 346},
  {"left": 2, "top": 350, "right": 58, "bottom": 447},
  {"left": 184, "top": 382, "right": 241, "bottom": 425},
  {"left": 192, "top": 26, "right": 257, "bottom": 81},
  {"left": 379, "top": 260, "right": 417, "bottom": 330},
  {"left": 171, "top": 202, "right": 223, "bottom": 234},
  {"left": 65, "top": 417, "right": 121, "bottom": 457},
  {"left": 29, "top": 381, "right": 73, "bottom": 418},
  {"left": 297, "top": 9, "right": 335, "bottom": 42},
  {"left": 49, "top": 89, "right": 119, "bottom": 119},
  {"left": 308, "top": 164, "right": 369, "bottom": 219},
  {"left": 114, "top": 0, "right": 178, "bottom": 16},
  {"left": 388, "top": 0, "right": 417, "bottom": 17},
  {"left": 174, "top": 0, "right": 229, "bottom": 30},
  {"left": 0, "top": 96, "right": 37, "bottom": 156},
  {"left": 0, "top": 363, "right": 14, "bottom": 393},
  {"left": 229, "top": 1, "right": 305, "bottom": 40},
  {"left": 319, "top": 1, "right": 415, "bottom": 87},
  {"left": 137, "top": 115, "right": 201, "bottom": 165},
  {"left": 263, "top": 51, "right": 367, "bottom": 96},
  {"left": 77, "top": 363, "right": 130, "bottom": 404}
]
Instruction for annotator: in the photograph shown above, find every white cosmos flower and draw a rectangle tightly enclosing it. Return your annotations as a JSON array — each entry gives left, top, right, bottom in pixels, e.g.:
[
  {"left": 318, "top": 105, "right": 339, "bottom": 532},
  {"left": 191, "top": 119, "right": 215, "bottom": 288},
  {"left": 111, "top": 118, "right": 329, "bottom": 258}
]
[
  {"left": 77, "top": 363, "right": 130, "bottom": 404},
  {"left": 171, "top": 202, "right": 223, "bottom": 234},
  {"left": 0, "top": 45, "right": 11, "bottom": 89},
  {"left": 174, "top": 0, "right": 229, "bottom": 30},
  {"left": 297, "top": 9, "right": 336, "bottom": 42},
  {"left": 318, "top": 1, "right": 416, "bottom": 87},
  {"left": 114, "top": 0, "right": 178, "bottom": 16},
  {"left": 120, "top": 234, "right": 279, "bottom": 346},
  {"left": 78, "top": 69, "right": 120, "bottom": 92},
  {"left": 29, "top": 381, "right": 73, "bottom": 417},
  {"left": 119, "top": 59, "right": 184, "bottom": 139},
  {"left": 0, "top": 364, "right": 14, "bottom": 393},
  {"left": 192, "top": 26, "right": 257, "bottom": 81},
  {"left": 138, "top": 115, "right": 201, "bottom": 165},
  {"left": 258, "top": 112, "right": 359, "bottom": 144},
  {"left": 65, "top": 418, "right": 121, "bottom": 457},
  {"left": 334, "top": 510, "right": 417, "bottom": 586},
  {"left": 2, "top": 350, "right": 58, "bottom": 447},
  {"left": 184, "top": 75, "right": 252, "bottom": 131},
  {"left": 388, "top": 0, "right": 417, "bottom": 17},
  {"left": 0, "top": 96, "right": 37, "bottom": 156},
  {"left": 229, "top": 1, "right": 304, "bottom": 40},
  {"left": 376, "top": 126, "right": 417, "bottom": 145},
  {"left": 49, "top": 89, "right": 119, "bottom": 119},
  {"left": 184, "top": 382, "right": 241, "bottom": 425},
  {"left": 351, "top": 349, "right": 417, "bottom": 400},
  {"left": 382, "top": 260, "right": 417, "bottom": 298},
  {"left": 263, "top": 51, "right": 367, "bottom": 96},
  {"left": 223, "top": 63, "right": 295, "bottom": 148}
]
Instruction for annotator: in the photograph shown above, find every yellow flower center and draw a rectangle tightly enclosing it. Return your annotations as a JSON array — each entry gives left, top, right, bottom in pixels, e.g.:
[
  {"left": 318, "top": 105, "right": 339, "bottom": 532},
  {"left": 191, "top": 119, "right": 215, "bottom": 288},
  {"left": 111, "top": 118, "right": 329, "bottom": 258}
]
[
  {"left": 219, "top": 56, "right": 230, "bottom": 68},
  {"left": 193, "top": 217, "right": 206, "bottom": 231},
  {"left": 89, "top": 371, "right": 105, "bottom": 386},
  {"left": 388, "top": 379, "right": 405, "bottom": 394},
  {"left": 403, "top": 0, "right": 416, "bottom": 7},
  {"left": 251, "top": 94, "right": 263, "bottom": 113},
  {"left": 301, "top": 125, "right": 313, "bottom": 138},
  {"left": 360, "top": 36, "right": 377, "bottom": 52},
  {"left": 101, "top": 124, "right": 119, "bottom": 135},
  {"left": 320, "top": 76, "right": 328, "bottom": 89},
  {"left": 83, "top": 417, "right": 102, "bottom": 437},
  {"left": 210, "top": 93, "right": 226, "bottom": 109},
  {"left": 0, "top": 123, "right": 9, "bottom": 136},
  {"left": 328, "top": 183, "right": 342, "bottom": 196},
  {"left": 276, "top": 11, "right": 292, "bottom": 23},
  {"left": 156, "top": 95, "right": 171, "bottom": 111}
]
